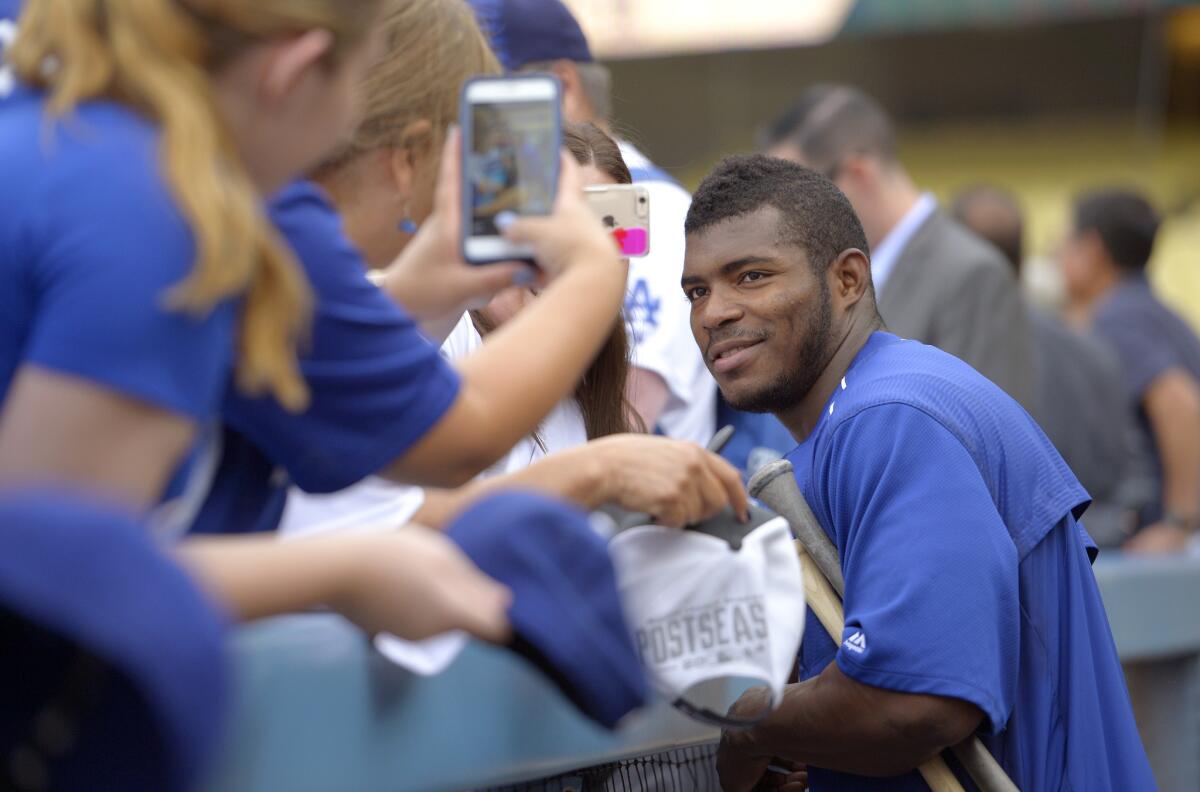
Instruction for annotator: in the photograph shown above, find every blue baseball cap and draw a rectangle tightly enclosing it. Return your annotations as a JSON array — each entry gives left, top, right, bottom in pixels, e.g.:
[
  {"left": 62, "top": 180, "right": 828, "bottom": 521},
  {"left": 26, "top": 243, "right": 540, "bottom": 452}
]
[
  {"left": 468, "top": 0, "right": 593, "bottom": 72},
  {"left": 0, "top": 492, "right": 230, "bottom": 791},
  {"left": 445, "top": 491, "right": 647, "bottom": 728}
]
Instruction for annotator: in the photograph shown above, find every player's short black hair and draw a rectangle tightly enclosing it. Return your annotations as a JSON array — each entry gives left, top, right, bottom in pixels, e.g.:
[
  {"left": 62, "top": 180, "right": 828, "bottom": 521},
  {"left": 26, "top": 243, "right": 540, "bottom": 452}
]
[
  {"left": 759, "top": 84, "right": 897, "bottom": 172},
  {"left": 685, "top": 154, "right": 870, "bottom": 273},
  {"left": 1073, "top": 189, "right": 1161, "bottom": 271}
]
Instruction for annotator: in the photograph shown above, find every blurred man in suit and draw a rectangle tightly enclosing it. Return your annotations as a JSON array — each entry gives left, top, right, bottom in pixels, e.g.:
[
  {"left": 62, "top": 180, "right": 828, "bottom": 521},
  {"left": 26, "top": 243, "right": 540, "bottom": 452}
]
[
  {"left": 952, "top": 185, "right": 1149, "bottom": 546},
  {"left": 762, "top": 85, "right": 1033, "bottom": 409}
]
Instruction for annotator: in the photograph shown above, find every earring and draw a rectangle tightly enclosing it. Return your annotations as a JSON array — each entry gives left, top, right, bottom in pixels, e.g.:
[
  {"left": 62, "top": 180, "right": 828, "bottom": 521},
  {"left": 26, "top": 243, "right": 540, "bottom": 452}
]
[{"left": 397, "top": 201, "right": 418, "bottom": 235}]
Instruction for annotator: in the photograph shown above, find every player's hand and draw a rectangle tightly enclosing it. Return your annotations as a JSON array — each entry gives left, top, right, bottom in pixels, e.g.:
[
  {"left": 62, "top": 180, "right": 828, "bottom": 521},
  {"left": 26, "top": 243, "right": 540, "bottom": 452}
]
[
  {"left": 585, "top": 435, "right": 750, "bottom": 527},
  {"left": 716, "top": 687, "right": 779, "bottom": 792},
  {"left": 1123, "top": 521, "right": 1192, "bottom": 555},
  {"left": 753, "top": 764, "right": 808, "bottom": 791},
  {"left": 496, "top": 152, "right": 622, "bottom": 281},
  {"left": 327, "top": 527, "right": 512, "bottom": 643},
  {"left": 380, "top": 127, "right": 529, "bottom": 332}
]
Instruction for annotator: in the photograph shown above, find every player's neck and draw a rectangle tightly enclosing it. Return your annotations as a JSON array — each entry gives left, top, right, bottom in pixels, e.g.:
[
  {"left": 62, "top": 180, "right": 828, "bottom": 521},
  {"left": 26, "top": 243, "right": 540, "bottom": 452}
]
[{"left": 775, "top": 312, "right": 881, "bottom": 442}]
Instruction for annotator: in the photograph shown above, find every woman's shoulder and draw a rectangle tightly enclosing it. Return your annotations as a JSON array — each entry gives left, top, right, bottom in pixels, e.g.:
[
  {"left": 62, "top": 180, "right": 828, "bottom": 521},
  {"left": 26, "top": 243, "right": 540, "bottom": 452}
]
[
  {"left": 2, "top": 89, "right": 162, "bottom": 162},
  {"left": 1, "top": 91, "right": 187, "bottom": 237}
]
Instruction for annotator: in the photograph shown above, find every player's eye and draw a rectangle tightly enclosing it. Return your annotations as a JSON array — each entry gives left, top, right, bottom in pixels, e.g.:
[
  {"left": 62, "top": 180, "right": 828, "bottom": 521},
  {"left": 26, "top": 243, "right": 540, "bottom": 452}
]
[
  {"left": 684, "top": 286, "right": 708, "bottom": 303},
  {"left": 740, "top": 271, "right": 767, "bottom": 284}
]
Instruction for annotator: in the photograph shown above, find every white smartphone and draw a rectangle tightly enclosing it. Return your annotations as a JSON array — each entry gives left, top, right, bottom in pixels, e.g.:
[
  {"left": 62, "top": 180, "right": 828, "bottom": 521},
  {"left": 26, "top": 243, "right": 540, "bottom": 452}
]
[
  {"left": 585, "top": 185, "right": 651, "bottom": 258},
  {"left": 460, "top": 74, "right": 562, "bottom": 264}
]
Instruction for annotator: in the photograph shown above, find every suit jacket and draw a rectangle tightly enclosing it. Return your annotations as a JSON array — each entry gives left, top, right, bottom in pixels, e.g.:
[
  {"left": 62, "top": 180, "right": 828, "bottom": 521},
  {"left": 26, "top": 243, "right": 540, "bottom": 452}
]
[
  {"left": 878, "top": 209, "right": 1034, "bottom": 409},
  {"left": 1030, "top": 308, "right": 1150, "bottom": 545}
]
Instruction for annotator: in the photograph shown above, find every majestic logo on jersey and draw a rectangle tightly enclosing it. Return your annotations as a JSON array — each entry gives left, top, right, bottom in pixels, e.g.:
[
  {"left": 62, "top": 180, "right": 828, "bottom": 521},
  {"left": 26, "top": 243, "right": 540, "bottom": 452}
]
[
  {"left": 0, "top": 20, "right": 17, "bottom": 99},
  {"left": 843, "top": 631, "right": 867, "bottom": 654},
  {"left": 624, "top": 278, "right": 660, "bottom": 344}
]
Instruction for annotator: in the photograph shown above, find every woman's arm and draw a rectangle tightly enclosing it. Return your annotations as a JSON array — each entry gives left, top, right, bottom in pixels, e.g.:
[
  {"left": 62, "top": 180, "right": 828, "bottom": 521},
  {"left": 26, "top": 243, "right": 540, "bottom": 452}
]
[
  {"left": 0, "top": 370, "right": 510, "bottom": 642},
  {"left": 379, "top": 140, "right": 629, "bottom": 487},
  {"left": 175, "top": 528, "right": 511, "bottom": 641},
  {"left": 410, "top": 435, "right": 749, "bottom": 528}
]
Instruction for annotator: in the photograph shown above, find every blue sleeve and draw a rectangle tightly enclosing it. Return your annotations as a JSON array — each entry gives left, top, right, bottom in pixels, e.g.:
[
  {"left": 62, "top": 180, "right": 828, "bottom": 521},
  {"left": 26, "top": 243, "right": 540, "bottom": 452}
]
[
  {"left": 221, "top": 183, "right": 461, "bottom": 493},
  {"left": 23, "top": 122, "right": 236, "bottom": 421},
  {"left": 822, "top": 404, "right": 1020, "bottom": 733}
]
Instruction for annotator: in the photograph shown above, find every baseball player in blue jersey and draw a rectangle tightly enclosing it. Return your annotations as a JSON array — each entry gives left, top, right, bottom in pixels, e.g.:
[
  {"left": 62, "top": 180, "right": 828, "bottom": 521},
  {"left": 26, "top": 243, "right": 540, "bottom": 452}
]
[{"left": 681, "top": 155, "right": 1154, "bottom": 791}]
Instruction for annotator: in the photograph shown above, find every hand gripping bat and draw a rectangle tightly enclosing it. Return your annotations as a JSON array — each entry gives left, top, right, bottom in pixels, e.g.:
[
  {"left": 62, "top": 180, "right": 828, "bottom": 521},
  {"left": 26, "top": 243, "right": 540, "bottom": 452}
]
[{"left": 748, "top": 460, "right": 1019, "bottom": 792}]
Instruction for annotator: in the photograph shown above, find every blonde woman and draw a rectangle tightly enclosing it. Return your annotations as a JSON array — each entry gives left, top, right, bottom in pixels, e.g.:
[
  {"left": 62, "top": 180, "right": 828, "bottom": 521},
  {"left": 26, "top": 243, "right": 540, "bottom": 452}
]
[
  {"left": 0, "top": 0, "right": 594, "bottom": 642},
  {"left": 198, "top": 0, "right": 743, "bottom": 537}
]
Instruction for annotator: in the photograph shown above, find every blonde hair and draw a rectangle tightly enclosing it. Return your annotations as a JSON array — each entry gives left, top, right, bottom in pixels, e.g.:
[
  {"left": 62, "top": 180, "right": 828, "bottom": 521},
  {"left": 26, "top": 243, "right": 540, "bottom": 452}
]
[
  {"left": 10, "top": 0, "right": 381, "bottom": 411},
  {"left": 322, "top": 0, "right": 501, "bottom": 172}
]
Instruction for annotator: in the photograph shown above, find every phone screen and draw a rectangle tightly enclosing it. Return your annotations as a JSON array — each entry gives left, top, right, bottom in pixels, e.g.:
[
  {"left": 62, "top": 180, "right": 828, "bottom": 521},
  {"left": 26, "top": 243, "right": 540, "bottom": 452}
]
[{"left": 468, "top": 101, "right": 558, "bottom": 236}]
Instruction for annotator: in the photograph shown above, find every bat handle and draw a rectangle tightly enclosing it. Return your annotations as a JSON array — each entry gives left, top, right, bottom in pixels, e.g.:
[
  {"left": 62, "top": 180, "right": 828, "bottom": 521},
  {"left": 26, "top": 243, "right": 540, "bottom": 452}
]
[
  {"left": 749, "top": 460, "right": 846, "bottom": 597},
  {"left": 796, "top": 544, "right": 967, "bottom": 792}
]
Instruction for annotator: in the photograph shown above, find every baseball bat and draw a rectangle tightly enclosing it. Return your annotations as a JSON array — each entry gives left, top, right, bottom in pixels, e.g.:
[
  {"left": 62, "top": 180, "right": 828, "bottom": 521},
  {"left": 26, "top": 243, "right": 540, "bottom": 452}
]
[{"left": 749, "top": 460, "right": 1019, "bottom": 792}]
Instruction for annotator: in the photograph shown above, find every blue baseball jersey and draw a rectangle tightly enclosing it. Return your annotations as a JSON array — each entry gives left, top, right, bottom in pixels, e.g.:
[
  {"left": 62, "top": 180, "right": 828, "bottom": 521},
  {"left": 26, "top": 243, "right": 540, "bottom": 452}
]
[
  {"left": 188, "top": 181, "right": 461, "bottom": 534},
  {"left": 788, "top": 332, "right": 1153, "bottom": 790},
  {"left": 0, "top": 84, "right": 237, "bottom": 477}
]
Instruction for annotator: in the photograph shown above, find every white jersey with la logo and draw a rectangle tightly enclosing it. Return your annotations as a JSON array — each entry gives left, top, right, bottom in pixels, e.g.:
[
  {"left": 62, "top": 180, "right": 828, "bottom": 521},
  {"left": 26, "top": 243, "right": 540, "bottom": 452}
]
[{"left": 619, "top": 140, "right": 716, "bottom": 445}]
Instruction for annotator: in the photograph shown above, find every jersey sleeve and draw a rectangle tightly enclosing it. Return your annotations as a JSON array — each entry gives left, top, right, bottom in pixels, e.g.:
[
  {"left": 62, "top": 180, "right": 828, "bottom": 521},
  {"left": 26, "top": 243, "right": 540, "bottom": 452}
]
[
  {"left": 23, "top": 129, "right": 236, "bottom": 421},
  {"left": 822, "top": 403, "right": 1020, "bottom": 733},
  {"left": 221, "top": 183, "right": 461, "bottom": 494},
  {"left": 623, "top": 180, "right": 705, "bottom": 406}
]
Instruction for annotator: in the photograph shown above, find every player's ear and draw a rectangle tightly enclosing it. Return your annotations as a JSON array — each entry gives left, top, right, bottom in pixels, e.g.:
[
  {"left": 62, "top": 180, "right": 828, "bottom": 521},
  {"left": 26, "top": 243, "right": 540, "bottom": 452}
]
[{"left": 831, "top": 248, "right": 871, "bottom": 308}]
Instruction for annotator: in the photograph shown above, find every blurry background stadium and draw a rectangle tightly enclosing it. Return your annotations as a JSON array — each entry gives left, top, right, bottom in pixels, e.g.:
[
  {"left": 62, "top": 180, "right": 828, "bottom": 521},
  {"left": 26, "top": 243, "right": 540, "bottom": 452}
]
[{"left": 572, "top": 0, "right": 1200, "bottom": 326}]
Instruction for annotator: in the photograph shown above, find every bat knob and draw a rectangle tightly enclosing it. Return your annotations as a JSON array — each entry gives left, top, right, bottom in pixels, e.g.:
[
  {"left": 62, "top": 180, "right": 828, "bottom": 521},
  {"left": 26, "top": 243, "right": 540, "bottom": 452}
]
[{"left": 747, "top": 459, "right": 795, "bottom": 501}]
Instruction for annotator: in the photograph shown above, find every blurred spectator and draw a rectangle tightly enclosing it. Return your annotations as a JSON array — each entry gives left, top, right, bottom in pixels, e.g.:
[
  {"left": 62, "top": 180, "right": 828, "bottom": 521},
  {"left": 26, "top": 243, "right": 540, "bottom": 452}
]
[
  {"left": 1061, "top": 189, "right": 1200, "bottom": 553},
  {"left": 762, "top": 85, "right": 1033, "bottom": 409},
  {"left": 952, "top": 185, "right": 1149, "bottom": 546},
  {"left": 469, "top": 0, "right": 718, "bottom": 446}
]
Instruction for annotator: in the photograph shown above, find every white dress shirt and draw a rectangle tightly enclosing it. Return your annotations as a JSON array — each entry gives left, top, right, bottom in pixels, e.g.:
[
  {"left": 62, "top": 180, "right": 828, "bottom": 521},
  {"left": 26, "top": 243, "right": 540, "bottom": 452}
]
[{"left": 869, "top": 193, "right": 937, "bottom": 295}]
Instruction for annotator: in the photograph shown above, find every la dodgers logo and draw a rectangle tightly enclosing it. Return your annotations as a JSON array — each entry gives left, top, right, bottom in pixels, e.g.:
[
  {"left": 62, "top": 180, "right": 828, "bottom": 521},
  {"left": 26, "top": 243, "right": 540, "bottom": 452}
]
[{"left": 624, "top": 278, "right": 660, "bottom": 343}]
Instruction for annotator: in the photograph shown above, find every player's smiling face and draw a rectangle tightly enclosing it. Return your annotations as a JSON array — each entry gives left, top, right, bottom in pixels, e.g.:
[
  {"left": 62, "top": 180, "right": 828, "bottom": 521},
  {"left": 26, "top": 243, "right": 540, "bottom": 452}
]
[{"left": 682, "top": 205, "right": 835, "bottom": 414}]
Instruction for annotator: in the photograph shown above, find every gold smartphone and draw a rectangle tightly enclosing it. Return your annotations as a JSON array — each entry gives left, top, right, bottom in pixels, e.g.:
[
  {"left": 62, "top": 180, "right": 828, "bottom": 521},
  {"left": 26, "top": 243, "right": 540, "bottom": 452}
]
[{"left": 584, "top": 185, "right": 651, "bottom": 258}]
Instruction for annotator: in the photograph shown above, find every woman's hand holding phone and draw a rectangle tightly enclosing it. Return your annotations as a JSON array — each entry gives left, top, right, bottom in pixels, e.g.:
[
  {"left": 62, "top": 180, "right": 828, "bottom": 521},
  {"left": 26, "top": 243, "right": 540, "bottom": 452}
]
[
  {"left": 494, "top": 152, "right": 623, "bottom": 281},
  {"left": 379, "top": 128, "right": 529, "bottom": 341},
  {"left": 380, "top": 128, "right": 623, "bottom": 341}
]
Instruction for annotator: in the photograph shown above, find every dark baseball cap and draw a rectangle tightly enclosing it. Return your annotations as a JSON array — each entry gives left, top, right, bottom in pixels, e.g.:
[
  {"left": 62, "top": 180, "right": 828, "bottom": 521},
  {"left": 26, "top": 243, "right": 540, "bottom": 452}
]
[
  {"left": 445, "top": 491, "right": 647, "bottom": 728},
  {"left": 467, "top": 0, "right": 593, "bottom": 72},
  {"left": 0, "top": 491, "right": 229, "bottom": 791}
]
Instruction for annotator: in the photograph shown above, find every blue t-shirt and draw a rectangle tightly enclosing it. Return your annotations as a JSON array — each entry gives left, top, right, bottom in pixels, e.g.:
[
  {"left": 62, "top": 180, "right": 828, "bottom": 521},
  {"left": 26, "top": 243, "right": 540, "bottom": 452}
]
[
  {"left": 0, "top": 86, "right": 237, "bottom": 461},
  {"left": 788, "top": 332, "right": 1154, "bottom": 791},
  {"left": 1092, "top": 273, "right": 1200, "bottom": 522},
  {"left": 188, "top": 181, "right": 462, "bottom": 534}
]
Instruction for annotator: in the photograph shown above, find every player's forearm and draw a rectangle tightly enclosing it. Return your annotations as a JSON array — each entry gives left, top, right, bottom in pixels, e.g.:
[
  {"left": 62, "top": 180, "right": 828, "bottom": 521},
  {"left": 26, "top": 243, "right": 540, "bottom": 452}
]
[
  {"left": 1145, "top": 370, "right": 1200, "bottom": 520},
  {"left": 174, "top": 534, "right": 354, "bottom": 622},
  {"left": 728, "top": 663, "right": 978, "bottom": 777}
]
